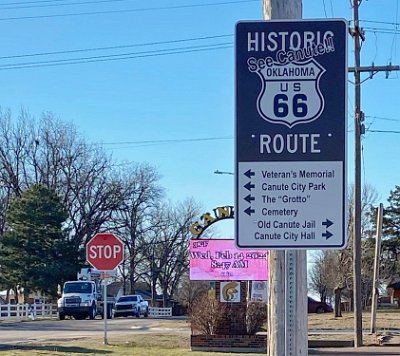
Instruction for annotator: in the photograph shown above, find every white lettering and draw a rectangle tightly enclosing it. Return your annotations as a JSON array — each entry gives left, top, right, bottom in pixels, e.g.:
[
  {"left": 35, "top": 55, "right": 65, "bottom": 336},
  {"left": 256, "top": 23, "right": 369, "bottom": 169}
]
[
  {"left": 89, "top": 245, "right": 97, "bottom": 259},
  {"left": 260, "top": 133, "right": 321, "bottom": 154},
  {"left": 89, "top": 245, "right": 122, "bottom": 259}
]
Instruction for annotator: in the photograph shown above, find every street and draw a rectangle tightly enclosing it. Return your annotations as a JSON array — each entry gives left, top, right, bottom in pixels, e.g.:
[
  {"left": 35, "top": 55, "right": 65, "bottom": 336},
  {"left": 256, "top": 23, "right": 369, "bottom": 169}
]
[{"left": 0, "top": 317, "right": 188, "bottom": 346}]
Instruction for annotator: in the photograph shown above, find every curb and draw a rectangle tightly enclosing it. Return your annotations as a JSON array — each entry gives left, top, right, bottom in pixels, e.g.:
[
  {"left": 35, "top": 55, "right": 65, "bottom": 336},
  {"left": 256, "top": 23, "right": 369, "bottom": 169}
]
[{"left": 309, "top": 340, "right": 355, "bottom": 348}]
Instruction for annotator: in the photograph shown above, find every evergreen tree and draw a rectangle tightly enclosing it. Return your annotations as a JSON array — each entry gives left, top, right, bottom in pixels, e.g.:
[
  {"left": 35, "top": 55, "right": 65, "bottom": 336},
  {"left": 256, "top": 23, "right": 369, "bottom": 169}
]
[
  {"left": 380, "top": 185, "right": 400, "bottom": 280},
  {"left": 0, "top": 184, "right": 79, "bottom": 299}
]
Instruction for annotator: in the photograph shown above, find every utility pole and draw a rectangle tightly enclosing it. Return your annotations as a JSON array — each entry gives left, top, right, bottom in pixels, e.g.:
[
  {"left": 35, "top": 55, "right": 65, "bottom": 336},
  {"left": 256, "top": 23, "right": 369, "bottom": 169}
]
[
  {"left": 350, "top": 0, "right": 399, "bottom": 347},
  {"left": 370, "top": 203, "right": 383, "bottom": 334},
  {"left": 262, "top": 3, "right": 306, "bottom": 356},
  {"left": 351, "top": 0, "right": 363, "bottom": 347}
]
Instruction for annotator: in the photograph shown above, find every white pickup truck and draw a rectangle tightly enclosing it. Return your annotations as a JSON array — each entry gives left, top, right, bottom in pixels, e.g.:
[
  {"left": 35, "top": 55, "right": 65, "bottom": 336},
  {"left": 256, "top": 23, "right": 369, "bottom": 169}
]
[{"left": 113, "top": 294, "right": 149, "bottom": 318}]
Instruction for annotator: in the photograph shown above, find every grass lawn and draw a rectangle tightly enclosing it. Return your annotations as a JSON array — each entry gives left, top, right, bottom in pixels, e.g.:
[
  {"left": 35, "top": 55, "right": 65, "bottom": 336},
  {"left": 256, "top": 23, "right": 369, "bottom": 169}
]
[
  {"left": 0, "top": 334, "right": 264, "bottom": 356},
  {"left": 1, "top": 309, "right": 399, "bottom": 355}
]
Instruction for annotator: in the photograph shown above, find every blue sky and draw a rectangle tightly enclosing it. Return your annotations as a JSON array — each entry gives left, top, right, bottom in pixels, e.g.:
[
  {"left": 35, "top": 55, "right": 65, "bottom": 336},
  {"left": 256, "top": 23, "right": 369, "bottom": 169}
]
[{"left": 0, "top": 0, "right": 399, "bottom": 239}]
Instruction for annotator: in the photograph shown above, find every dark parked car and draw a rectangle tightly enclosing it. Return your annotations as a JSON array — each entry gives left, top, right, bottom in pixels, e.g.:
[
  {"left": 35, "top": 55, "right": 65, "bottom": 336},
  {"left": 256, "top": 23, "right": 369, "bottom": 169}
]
[{"left": 308, "top": 297, "right": 333, "bottom": 313}]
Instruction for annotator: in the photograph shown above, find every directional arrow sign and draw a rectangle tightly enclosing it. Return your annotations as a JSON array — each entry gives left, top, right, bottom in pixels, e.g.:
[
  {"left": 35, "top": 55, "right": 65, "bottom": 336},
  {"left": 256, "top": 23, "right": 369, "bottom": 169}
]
[
  {"left": 244, "top": 169, "right": 255, "bottom": 178},
  {"left": 322, "top": 219, "right": 334, "bottom": 228},
  {"left": 244, "top": 194, "right": 255, "bottom": 203},
  {"left": 235, "top": 19, "right": 348, "bottom": 249},
  {"left": 322, "top": 231, "right": 333, "bottom": 239},
  {"left": 245, "top": 207, "right": 255, "bottom": 216},
  {"left": 244, "top": 182, "right": 255, "bottom": 191}
]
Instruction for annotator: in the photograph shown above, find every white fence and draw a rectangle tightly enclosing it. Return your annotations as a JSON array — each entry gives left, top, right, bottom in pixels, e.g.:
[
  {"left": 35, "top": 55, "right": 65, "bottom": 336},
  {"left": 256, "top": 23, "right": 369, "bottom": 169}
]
[
  {"left": 0, "top": 303, "right": 58, "bottom": 321},
  {"left": 149, "top": 307, "right": 172, "bottom": 317},
  {"left": 0, "top": 303, "right": 172, "bottom": 320}
]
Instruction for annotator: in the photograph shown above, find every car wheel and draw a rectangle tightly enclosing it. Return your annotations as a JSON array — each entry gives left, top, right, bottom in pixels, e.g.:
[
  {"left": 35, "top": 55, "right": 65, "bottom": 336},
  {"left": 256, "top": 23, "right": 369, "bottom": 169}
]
[
  {"left": 316, "top": 306, "right": 325, "bottom": 314},
  {"left": 135, "top": 308, "right": 140, "bottom": 318},
  {"left": 107, "top": 307, "right": 113, "bottom": 319},
  {"left": 89, "top": 303, "right": 96, "bottom": 319}
]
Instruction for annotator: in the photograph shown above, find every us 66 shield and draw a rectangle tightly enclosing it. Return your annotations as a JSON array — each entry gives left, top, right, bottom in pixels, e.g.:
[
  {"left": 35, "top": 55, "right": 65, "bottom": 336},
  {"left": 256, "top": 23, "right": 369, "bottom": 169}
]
[{"left": 235, "top": 19, "right": 347, "bottom": 249}]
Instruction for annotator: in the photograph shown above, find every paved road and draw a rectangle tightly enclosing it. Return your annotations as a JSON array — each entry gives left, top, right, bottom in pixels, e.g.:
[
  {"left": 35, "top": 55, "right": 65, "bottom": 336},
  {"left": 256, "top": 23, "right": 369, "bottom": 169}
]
[{"left": 0, "top": 317, "right": 188, "bottom": 346}]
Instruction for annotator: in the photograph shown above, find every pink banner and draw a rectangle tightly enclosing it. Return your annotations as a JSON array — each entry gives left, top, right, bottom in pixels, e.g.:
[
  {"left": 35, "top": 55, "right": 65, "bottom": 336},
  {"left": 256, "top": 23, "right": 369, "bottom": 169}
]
[{"left": 189, "top": 239, "right": 268, "bottom": 281}]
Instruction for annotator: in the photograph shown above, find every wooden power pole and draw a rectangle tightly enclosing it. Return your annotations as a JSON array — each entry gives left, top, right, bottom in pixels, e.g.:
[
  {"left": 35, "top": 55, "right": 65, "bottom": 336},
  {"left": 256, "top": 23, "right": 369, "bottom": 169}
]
[
  {"left": 351, "top": 0, "right": 363, "bottom": 347},
  {"left": 350, "top": 0, "right": 399, "bottom": 347},
  {"left": 370, "top": 203, "right": 383, "bottom": 334},
  {"left": 263, "top": 3, "right": 307, "bottom": 356}
]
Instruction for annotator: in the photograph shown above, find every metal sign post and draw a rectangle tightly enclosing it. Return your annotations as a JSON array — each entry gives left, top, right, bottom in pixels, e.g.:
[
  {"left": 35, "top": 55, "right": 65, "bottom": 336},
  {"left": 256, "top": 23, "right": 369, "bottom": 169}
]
[
  {"left": 103, "top": 277, "right": 108, "bottom": 345},
  {"left": 285, "top": 250, "right": 296, "bottom": 355},
  {"left": 86, "top": 233, "right": 124, "bottom": 346}
]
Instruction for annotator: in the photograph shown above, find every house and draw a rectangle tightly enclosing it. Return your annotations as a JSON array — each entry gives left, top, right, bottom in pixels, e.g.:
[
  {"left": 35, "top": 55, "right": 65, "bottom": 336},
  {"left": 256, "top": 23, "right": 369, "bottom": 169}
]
[
  {"left": 386, "top": 281, "right": 400, "bottom": 306},
  {"left": 0, "top": 289, "right": 50, "bottom": 304}
]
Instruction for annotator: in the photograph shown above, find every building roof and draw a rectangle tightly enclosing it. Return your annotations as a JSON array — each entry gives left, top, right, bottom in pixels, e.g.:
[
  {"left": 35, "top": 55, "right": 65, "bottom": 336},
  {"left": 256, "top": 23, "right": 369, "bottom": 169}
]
[{"left": 387, "top": 281, "right": 400, "bottom": 289}]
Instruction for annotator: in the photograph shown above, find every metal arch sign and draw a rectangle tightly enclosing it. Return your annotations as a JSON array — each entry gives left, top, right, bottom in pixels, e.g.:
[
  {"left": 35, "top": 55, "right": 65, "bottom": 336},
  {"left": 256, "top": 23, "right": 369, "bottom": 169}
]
[{"left": 235, "top": 19, "right": 348, "bottom": 249}]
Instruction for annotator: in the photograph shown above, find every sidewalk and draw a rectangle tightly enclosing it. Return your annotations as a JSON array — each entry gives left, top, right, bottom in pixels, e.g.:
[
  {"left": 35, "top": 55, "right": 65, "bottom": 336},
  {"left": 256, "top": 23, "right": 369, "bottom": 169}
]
[{"left": 309, "top": 345, "right": 400, "bottom": 355}]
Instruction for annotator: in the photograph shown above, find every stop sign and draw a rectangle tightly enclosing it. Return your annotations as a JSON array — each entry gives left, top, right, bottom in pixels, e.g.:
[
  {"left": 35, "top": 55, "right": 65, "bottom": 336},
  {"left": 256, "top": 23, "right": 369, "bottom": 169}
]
[{"left": 86, "top": 233, "right": 124, "bottom": 271}]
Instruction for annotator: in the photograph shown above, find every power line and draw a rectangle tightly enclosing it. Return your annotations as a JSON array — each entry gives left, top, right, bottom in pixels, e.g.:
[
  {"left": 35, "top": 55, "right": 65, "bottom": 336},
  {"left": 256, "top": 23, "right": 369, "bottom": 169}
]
[
  {"left": 0, "top": 34, "right": 233, "bottom": 60},
  {"left": 367, "top": 129, "right": 400, "bottom": 134},
  {"left": 321, "top": 0, "right": 328, "bottom": 18},
  {"left": 364, "top": 27, "right": 400, "bottom": 35},
  {"left": 99, "top": 128, "right": 400, "bottom": 149},
  {"left": 365, "top": 115, "right": 400, "bottom": 122},
  {"left": 0, "top": 43, "right": 233, "bottom": 70},
  {"left": 0, "top": 0, "right": 71, "bottom": 5},
  {"left": 361, "top": 19, "right": 400, "bottom": 26},
  {"left": 99, "top": 136, "right": 233, "bottom": 147},
  {"left": 0, "top": 0, "right": 258, "bottom": 21},
  {"left": 390, "top": 0, "right": 399, "bottom": 61},
  {"left": 0, "top": 0, "right": 136, "bottom": 10}
]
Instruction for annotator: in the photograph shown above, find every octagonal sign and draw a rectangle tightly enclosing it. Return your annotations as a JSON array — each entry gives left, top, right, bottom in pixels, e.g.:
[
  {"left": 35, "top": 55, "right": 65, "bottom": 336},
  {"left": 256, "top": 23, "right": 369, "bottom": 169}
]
[{"left": 86, "top": 233, "right": 124, "bottom": 271}]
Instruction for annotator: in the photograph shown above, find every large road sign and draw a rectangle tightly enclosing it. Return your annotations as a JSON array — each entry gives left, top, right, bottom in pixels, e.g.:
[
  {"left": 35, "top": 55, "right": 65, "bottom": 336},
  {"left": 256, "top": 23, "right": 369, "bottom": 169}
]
[
  {"left": 235, "top": 19, "right": 347, "bottom": 249},
  {"left": 86, "top": 233, "right": 124, "bottom": 270}
]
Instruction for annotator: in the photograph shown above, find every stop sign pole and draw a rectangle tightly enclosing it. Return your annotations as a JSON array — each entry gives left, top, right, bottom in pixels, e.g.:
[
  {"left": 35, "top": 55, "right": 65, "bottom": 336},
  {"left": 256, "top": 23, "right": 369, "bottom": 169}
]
[{"left": 86, "top": 232, "right": 124, "bottom": 345}]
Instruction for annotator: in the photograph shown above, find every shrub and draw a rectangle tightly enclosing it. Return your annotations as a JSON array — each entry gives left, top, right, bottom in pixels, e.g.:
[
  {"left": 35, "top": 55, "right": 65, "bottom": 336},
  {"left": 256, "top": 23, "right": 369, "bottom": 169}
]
[
  {"left": 189, "top": 292, "right": 228, "bottom": 335},
  {"left": 245, "top": 301, "right": 267, "bottom": 335},
  {"left": 189, "top": 291, "right": 267, "bottom": 335}
]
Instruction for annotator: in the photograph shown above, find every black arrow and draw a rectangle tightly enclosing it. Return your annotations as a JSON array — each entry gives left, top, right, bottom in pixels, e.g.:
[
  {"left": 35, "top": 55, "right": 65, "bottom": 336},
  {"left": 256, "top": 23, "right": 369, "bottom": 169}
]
[
  {"left": 322, "top": 219, "right": 334, "bottom": 228},
  {"left": 244, "top": 169, "right": 255, "bottom": 178},
  {"left": 244, "top": 194, "right": 255, "bottom": 203},
  {"left": 244, "top": 207, "right": 255, "bottom": 216},
  {"left": 244, "top": 182, "right": 255, "bottom": 191},
  {"left": 322, "top": 231, "right": 333, "bottom": 239}
]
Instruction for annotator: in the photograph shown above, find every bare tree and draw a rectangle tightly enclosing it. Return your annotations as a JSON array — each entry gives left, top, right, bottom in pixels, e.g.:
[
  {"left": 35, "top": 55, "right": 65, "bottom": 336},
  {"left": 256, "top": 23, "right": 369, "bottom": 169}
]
[
  {"left": 0, "top": 110, "right": 132, "bottom": 262},
  {"left": 111, "top": 164, "right": 163, "bottom": 294},
  {"left": 174, "top": 275, "right": 209, "bottom": 312},
  {"left": 142, "top": 199, "right": 201, "bottom": 306},
  {"left": 309, "top": 184, "right": 378, "bottom": 316},
  {"left": 309, "top": 250, "right": 337, "bottom": 302},
  {"left": 0, "top": 108, "right": 202, "bottom": 303}
]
